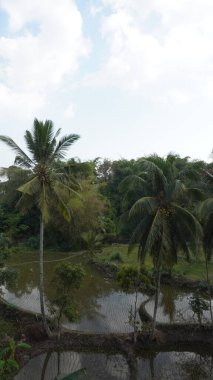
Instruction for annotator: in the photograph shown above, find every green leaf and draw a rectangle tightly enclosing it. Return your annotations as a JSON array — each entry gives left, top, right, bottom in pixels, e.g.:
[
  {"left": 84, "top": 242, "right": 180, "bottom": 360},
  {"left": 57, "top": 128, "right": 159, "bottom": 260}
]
[
  {"left": 0, "top": 360, "right": 5, "bottom": 370},
  {"left": 17, "top": 342, "right": 31, "bottom": 349},
  {"left": 55, "top": 368, "right": 86, "bottom": 380},
  {"left": 6, "top": 357, "right": 19, "bottom": 370},
  {"left": 0, "top": 347, "right": 9, "bottom": 359}
]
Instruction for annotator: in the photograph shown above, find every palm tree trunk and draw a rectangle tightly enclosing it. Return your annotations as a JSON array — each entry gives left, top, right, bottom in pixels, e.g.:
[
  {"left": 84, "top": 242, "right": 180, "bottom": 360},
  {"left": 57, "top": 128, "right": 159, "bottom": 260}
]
[
  {"left": 133, "top": 288, "right": 138, "bottom": 344},
  {"left": 39, "top": 215, "right": 51, "bottom": 336},
  {"left": 204, "top": 250, "right": 213, "bottom": 327},
  {"left": 151, "top": 267, "right": 161, "bottom": 338}
]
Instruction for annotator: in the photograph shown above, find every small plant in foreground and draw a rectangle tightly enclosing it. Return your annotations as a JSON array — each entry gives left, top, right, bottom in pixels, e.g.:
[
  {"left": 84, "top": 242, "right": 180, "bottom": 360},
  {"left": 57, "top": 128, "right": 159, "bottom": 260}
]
[
  {"left": 51, "top": 263, "right": 85, "bottom": 339},
  {"left": 0, "top": 338, "right": 30, "bottom": 379},
  {"left": 189, "top": 292, "right": 209, "bottom": 325},
  {"left": 117, "top": 265, "right": 151, "bottom": 343}
]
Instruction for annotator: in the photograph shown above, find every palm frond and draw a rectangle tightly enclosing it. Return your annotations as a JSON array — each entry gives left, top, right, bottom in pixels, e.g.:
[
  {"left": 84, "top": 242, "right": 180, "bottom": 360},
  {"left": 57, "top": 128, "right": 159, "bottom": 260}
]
[
  {"left": 119, "top": 175, "right": 146, "bottom": 192},
  {"left": 52, "top": 134, "right": 80, "bottom": 160},
  {"left": 24, "top": 130, "right": 36, "bottom": 157},
  {"left": 14, "top": 155, "right": 33, "bottom": 169},
  {"left": 55, "top": 194, "right": 71, "bottom": 222},
  {"left": 55, "top": 169, "right": 81, "bottom": 191},
  {"left": 178, "top": 166, "right": 200, "bottom": 182},
  {"left": 172, "top": 179, "right": 186, "bottom": 200},
  {"left": 53, "top": 127, "right": 61, "bottom": 140},
  {"left": 199, "top": 198, "right": 213, "bottom": 220},
  {"left": 38, "top": 185, "right": 51, "bottom": 222},
  {"left": 128, "top": 215, "right": 151, "bottom": 251},
  {"left": 185, "top": 187, "right": 204, "bottom": 201},
  {"left": 16, "top": 193, "right": 35, "bottom": 214},
  {"left": 203, "top": 213, "right": 213, "bottom": 260},
  {"left": 160, "top": 219, "right": 177, "bottom": 267},
  {"left": 128, "top": 215, "right": 153, "bottom": 263},
  {"left": 18, "top": 176, "right": 39, "bottom": 196},
  {"left": 140, "top": 159, "right": 167, "bottom": 193},
  {"left": 143, "top": 210, "right": 163, "bottom": 255},
  {"left": 28, "top": 119, "right": 57, "bottom": 163},
  {"left": 172, "top": 203, "right": 203, "bottom": 239},
  {"left": 129, "top": 197, "right": 157, "bottom": 218},
  {"left": 0, "top": 135, "right": 33, "bottom": 168},
  {"left": 54, "top": 180, "right": 81, "bottom": 199}
]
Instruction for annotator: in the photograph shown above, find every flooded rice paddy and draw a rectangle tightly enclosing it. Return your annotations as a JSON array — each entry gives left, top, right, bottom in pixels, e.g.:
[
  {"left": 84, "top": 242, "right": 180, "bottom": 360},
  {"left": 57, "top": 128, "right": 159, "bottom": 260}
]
[
  {"left": 2, "top": 249, "right": 213, "bottom": 379},
  {"left": 3, "top": 250, "right": 212, "bottom": 331}
]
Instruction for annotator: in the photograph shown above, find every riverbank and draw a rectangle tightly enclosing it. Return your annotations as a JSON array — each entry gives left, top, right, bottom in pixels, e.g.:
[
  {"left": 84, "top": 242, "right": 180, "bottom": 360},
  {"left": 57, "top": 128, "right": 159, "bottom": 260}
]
[
  {"left": 91, "top": 244, "right": 213, "bottom": 292},
  {"left": 26, "top": 325, "right": 213, "bottom": 356},
  {"left": 14, "top": 325, "right": 213, "bottom": 379},
  {"left": 7, "top": 243, "right": 213, "bottom": 285},
  {"left": 100, "top": 245, "right": 213, "bottom": 278}
]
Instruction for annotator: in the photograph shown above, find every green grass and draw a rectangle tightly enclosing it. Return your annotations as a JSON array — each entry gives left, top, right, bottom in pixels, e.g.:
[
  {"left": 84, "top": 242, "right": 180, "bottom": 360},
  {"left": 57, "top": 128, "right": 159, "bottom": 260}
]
[
  {"left": 98, "top": 245, "right": 138, "bottom": 265},
  {"left": 98, "top": 245, "right": 213, "bottom": 282},
  {"left": 172, "top": 259, "right": 213, "bottom": 282}
]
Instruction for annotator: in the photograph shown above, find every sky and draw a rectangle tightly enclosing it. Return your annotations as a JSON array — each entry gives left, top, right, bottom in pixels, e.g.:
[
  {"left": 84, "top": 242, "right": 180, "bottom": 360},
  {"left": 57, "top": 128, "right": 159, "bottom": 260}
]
[{"left": 0, "top": 0, "right": 213, "bottom": 167}]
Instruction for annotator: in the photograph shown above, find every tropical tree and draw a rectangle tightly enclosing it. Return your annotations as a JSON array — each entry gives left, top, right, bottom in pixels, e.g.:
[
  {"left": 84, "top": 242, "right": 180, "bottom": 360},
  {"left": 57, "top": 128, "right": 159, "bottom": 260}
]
[
  {"left": 51, "top": 262, "right": 85, "bottom": 339},
  {"left": 121, "top": 156, "right": 202, "bottom": 336},
  {"left": 0, "top": 118, "right": 80, "bottom": 335},
  {"left": 198, "top": 169, "right": 213, "bottom": 325}
]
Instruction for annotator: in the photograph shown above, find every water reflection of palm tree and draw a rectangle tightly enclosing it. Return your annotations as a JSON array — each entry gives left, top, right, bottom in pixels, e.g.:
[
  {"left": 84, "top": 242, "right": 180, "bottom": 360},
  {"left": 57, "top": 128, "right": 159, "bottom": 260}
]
[
  {"left": 40, "top": 351, "right": 86, "bottom": 380},
  {"left": 160, "top": 286, "right": 176, "bottom": 322},
  {"left": 41, "top": 352, "right": 51, "bottom": 380},
  {"left": 6, "top": 256, "right": 116, "bottom": 323},
  {"left": 7, "top": 264, "right": 38, "bottom": 296},
  {"left": 136, "top": 352, "right": 158, "bottom": 380}
]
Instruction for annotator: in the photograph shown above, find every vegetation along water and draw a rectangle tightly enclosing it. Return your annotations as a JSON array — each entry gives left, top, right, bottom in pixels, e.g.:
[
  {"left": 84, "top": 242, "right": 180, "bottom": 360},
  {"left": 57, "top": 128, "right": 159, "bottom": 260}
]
[{"left": 0, "top": 120, "right": 212, "bottom": 379}]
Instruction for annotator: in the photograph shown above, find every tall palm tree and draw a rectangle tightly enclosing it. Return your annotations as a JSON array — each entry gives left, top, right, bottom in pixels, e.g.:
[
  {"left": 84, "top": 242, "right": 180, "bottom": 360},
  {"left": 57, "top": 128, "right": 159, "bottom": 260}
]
[
  {"left": 199, "top": 169, "right": 213, "bottom": 325},
  {"left": 0, "top": 118, "right": 80, "bottom": 335},
  {"left": 122, "top": 157, "right": 202, "bottom": 336}
]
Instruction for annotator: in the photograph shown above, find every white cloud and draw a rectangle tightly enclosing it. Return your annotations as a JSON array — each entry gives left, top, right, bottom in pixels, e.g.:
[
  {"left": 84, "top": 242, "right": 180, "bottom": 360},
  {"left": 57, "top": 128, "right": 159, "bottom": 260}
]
[
  {"left": 85, "top": 0, "right": 213, "bottom": 103},
  {"left": 0, "top": 0, "right": 90, "bottom": 120}
]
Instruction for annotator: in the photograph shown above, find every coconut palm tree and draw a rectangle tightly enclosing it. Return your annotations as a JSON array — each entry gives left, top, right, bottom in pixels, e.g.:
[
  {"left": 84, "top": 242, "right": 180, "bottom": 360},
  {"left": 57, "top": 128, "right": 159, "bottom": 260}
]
[
  {"left": 198, "top": 169, "right": 213, "bottom": 325},
  {"left": 0, "top": 118, "right": 80, "bottom": 335},
  {"left": 122, "top": 157, "right": 202, "bottom": 336}
]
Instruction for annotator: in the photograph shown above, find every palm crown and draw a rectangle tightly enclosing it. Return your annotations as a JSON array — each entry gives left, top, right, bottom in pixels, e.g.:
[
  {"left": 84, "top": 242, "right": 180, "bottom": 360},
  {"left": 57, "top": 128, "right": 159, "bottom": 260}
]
[
  {"left": 0, "top": 119, "right": 80, "bottom": 222},
  {"left": 121, "top": 156, "right": 202, "bottom": 267}
]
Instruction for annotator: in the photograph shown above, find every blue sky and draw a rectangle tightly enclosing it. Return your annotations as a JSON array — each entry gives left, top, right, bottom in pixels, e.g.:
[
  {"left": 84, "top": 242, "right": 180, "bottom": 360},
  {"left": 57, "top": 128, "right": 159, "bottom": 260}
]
[{"left": 0, "top": 0, "right": 213, "bottom": 166}]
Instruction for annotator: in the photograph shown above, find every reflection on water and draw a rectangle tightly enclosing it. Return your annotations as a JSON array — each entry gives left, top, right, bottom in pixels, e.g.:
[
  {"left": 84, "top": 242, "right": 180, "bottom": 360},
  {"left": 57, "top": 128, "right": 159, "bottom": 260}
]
[
  {"left": 2, "top": 250, "right": 213, "bottom": 332},
  {"left": 14, "top": 350, "right": 213, "bottom": 380},
  {"left": 14, "top": 352, "right": 129, "bottom": 380},
  {"left": 137, "top": 351, "right": 213, "bottom": 380}
]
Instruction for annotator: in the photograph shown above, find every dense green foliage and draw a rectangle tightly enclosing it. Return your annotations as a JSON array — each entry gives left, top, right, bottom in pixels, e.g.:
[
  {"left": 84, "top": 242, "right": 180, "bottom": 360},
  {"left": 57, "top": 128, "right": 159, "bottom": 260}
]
[{"left": 1, "top": 149, "right": 213, "bottom": 259}]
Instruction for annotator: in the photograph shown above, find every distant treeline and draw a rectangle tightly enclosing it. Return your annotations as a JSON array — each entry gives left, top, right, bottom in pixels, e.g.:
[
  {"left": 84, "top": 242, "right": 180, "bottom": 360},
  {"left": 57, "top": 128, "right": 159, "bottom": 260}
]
[{"left": 0, "top": 154, "right": 213, "bottom": 251}]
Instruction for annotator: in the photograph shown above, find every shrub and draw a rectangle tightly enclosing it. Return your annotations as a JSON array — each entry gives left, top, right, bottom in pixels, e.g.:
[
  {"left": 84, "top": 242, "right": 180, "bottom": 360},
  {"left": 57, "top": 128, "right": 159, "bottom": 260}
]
[{"left": 109, "top": 252, "right": 123, "bottom": 263}]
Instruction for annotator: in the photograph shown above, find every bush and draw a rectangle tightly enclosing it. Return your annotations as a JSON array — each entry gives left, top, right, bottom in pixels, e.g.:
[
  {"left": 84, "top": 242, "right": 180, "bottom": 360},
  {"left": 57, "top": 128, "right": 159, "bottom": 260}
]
[
  {"left": 109, "top": 252, "right": 123, "bottom": 263},
  {"left": 26, "top": 236, "right": 39, "bottom": 249}
]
